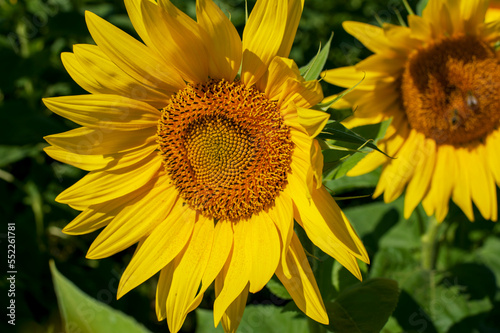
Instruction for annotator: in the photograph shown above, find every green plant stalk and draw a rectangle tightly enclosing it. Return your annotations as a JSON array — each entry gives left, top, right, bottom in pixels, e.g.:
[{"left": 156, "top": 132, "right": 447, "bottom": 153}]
[
  {"left": 421, "top": 215, "right": 440, "bottom": 271},
  {"left": 421, "top": 215, "right": 440, "bottom": 320}
]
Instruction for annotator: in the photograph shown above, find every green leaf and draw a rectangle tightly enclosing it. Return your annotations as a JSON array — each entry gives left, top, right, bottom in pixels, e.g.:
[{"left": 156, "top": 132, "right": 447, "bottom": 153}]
[
  {"left": 326, "top": 278, "right": 399, "bottom": 333},
  {"left": 0, "top": 144, "right": 46, "bottom": 168},
  {"left": 266, "top": 276, "right": 292, "bottom": 300},
  {"left": 239, "top": 305, "right": 309, "bottom": 333},
  {"left": 323, "top": 151, "right": 365, "bottom": 181},
  {"left": 50, "top": 261, "right": 151, "bottom": 333},
  {"left": 476, "top": 236, "right": 500, "bottom": 284},
  {"left": 314, "top": 73, "right": 366, "bottom": 112},
  {"left": 350, "top": 120, "right": 392, "bottom": 143},
  {"left": 299, "top": 33, "right": 333, "bottom": 81},
  {"left": 326, "top": 107, "right": 354, "bottom": 122},
  {"left": 321, "top": 119, "right": 391, "bottom": 180},
  {"left": 343, "top": 199, "right": 401, "bottom": 240},
  {"left": 196, "top": 305, "right": 308, "bottom": 333},
  {"left": 416, "top": 0, "right": 429, "bottom": 16},
  {"left": 324, "top": 172, "right": 380, "bottom": 194},
  {"left": 196, "top": 309, "right": 224, "bottom": 333},
  {"left": 320, "top": 121, "right": 390, "bottom": 157},
  {"left": 429, "top": 283, "right": 492, "bottom": 333}
]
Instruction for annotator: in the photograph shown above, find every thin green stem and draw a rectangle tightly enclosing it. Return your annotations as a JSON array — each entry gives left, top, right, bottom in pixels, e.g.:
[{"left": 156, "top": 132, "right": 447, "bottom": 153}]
[
  {"left": 421, "top": 215, "right": 440, "bottom": 271},
  {"left": 402, "top": 0, "right": 415, "bottom": 16},
  {"left": 421, "top": 215, "right": 441, "bottom": 321},
  {"left": 416, "top": 206, "right": 426, "bottom": 235}
]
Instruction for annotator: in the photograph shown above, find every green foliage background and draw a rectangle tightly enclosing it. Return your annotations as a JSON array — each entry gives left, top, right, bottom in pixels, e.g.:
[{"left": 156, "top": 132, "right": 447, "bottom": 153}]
[{"left": 1, "top": 0, "right": 500, "bottom": 332}]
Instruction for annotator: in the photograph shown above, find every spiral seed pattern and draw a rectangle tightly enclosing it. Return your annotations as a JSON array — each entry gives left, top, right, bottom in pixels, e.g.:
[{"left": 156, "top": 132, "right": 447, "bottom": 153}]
[{"left": 157, "top": 79, "right": 294, "bottom": 221}]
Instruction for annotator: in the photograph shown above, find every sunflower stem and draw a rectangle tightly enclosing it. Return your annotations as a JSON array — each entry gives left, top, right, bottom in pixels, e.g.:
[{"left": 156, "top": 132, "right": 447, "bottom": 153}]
[
  {"left": 401, "top": 0, "right": 415, "bottom": 16},
  {"left": 421, "top": 215, "right": 440, "bottom": 271}
]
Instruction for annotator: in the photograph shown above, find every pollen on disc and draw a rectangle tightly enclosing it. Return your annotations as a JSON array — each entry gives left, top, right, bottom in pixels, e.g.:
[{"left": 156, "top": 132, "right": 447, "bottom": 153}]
[
  {"left": 401, "top": 35, "right": 500, "bottom": 145},
  {"left": 157, "top": 79, "right": 294, "bottom": 221}
]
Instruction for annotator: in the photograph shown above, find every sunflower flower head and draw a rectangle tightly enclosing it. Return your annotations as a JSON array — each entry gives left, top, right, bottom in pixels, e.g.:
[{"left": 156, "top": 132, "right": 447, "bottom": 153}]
[
  {"left": 43, "top": 1, "right": 369, "bottom": 332},
  {"left": 323, "top": 0, "right": 500, "bottom": 222}
]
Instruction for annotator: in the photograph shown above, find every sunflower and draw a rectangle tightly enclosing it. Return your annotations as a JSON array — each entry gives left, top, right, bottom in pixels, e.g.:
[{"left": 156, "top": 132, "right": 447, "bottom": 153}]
[
  {"left": 323, "top": 0, "right": 500, "bottom": 222},
  {"left": 43, "top": 0, "right": 369, "bottom": 331}
]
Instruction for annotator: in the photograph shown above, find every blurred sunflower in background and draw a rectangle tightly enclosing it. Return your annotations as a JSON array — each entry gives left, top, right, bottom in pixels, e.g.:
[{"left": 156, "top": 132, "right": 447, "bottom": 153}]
[
  {"left": 323, "top": 0, "right": 500, "bottom": 222},
  {"left": 42, "top": 0, "right": 369, "bottom": 332}
]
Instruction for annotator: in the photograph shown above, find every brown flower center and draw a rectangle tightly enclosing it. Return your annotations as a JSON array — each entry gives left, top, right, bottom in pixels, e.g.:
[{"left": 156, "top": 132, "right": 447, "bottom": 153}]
[
  {"left": 157, "top": 79, "right": 293, "bottom": 221},
  {"left": 401, "top": 35, "right": 500, "bottom": 145}
]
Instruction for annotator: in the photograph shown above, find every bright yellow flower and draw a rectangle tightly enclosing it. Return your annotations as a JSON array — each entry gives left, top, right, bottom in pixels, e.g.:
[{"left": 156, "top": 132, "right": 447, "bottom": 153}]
[
  {"left": 43, "top": 0, "right": 369, "bottom": 332},
  {"left": 323, "top": 0, "right": 500, "bottom": 222}
]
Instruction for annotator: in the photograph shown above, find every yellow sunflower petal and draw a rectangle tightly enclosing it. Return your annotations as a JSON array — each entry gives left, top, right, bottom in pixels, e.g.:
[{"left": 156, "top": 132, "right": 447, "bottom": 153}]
[
  {"left": 44, "top": 146, "right": 112, "bottom": 171},
  {"left": 213, "top": 221, "right": 251, "bottom": 327},
  {"left": 436, "top": 2, "right": 454, "bottom": 35},
  {"left": 486, "top": 2, "right": 500, "bottom": 22},
  {"left": 117, "top": 201, "right": 196, "bottom": 299},
  {"left": 124, "top": 0, "right": 154, "bottom": 45},
  {"left": 451, "top": 147, "right": 474, "bottom": 221},
  {"left": 241, "top": 0, "right": 288, "bottom": 86},
  {"left": 43, "top": 94, "right": 159, "bottom": 131},
  {"left": 70, "top": 44, "right": 171, "bottom": 108},
  {"left": 290, "top": 129, "right": 314, "bottom": 194},
  {"left": 186, "top": 220, "right": 234, "bottom": 314},
  {"left": 86, "top": 176, "right": 178, "bottom": 259},
  {"left": 445, "top": 0, "right": 462, "bottom": 33},
  {"left": 85, "top": 11, "right": 185, "bottom": 93},
  {"left": 62, "top": 207, "right": 112, "bottom": 235},
  {"left": 265, "top": 189, "right": 294, "bottom": 278},
  {"left": 44, "top": 126, "right": 156, "bottom": 155},
  {"left": 422, "top": 144, "right": 456, "bottom": 222},
  {"left": 296, "top": 106, "right": 329, "bottom": 138},
  {"left": 221, "top": 285, "right": 249, "bottom": 333},
  {"left": 276, "top": 0, "right": 304, "bottom": 58},
  {"left": 196, "top": 0, "right": 242, "bottom": 81},
  {"left": 265, "top": 57, "right": 323, "bottom": 108},
  {"left": 247, "top": 212, "right": 281, "bottom": 293},
  {"left": 275, "top": 232, "right": 328, "bottom": 325},
  {"left": 342, "top": 85, "right": 400, "bottom": 123},
  {"left": 408, "top": 15, "right": 432, "bottom": 41},
  {"left": 311, "top": 140, "right": 324, "bottom": 188},
  {"left": 162, "top": 214, "right": 214, "bottom": 332},
  {"left": 421, "top": 0, "right": 445, "bottom": 35},
  {"left": 486, "top": 129, "right": 500, "bottom": 186},
  {"left": 141, "top": 0, "right": 209, "bottom": 83},
  {"left": 374, "top": 130, "right": 420, "bottom": 202},
  {"left": 383, "top": 122, "right": 411, "bottom": 156},
  {"left": 56, "top": 152, "right": 161, "bottom": 207},
  {"left": 404, "top": 137, "right": 436, "bottom": 219},
  {"left": 61, "top": 52, "right": 103, "bottom": 95},
  {"left": 482, "top": 18, "right": 500, "bottom": 42},
  {"left": 102, "top": 142, "right": 157, "bottom": 171},
  {"left": 289, "top": 175, "right": 369, "bottom": 277},
  {"left": 355, "top": 53, "right": 407, "bottom": 75},
  {"left": 342, "top": 21, "right": 402, "bottom": 56},
  {"left": 322, "top": 65, "right": 395, "bottom": 91},
  {"left": 461, "top": 0, "right": 489, "bottom": 32},
  {"left": 347, "top": 150, "right": 389, "bottom": 177},
  {"left": 382, "top": 23, "right": 422, "bottom": 50},
  {"left": 156, "top": 260, "right": 174, "bottom": 321},
  {"left": 469, "top": 144, "right": 497, "bottom": 221},
  {"left": 62, "top": 174, "right": 162, "bottom": 235}
]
